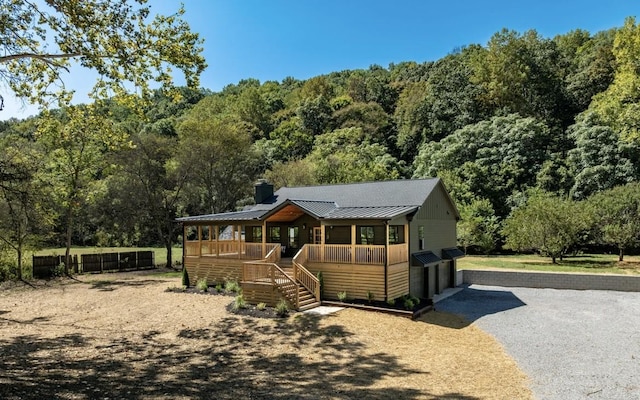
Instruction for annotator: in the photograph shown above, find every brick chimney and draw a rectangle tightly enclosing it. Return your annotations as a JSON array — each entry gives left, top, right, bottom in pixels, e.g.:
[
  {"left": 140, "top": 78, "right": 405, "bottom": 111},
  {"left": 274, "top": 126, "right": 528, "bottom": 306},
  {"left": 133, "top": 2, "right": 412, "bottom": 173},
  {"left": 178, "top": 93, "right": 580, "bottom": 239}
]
[{"left": 254, "top": 180, "right": 274, "bottom": 204}]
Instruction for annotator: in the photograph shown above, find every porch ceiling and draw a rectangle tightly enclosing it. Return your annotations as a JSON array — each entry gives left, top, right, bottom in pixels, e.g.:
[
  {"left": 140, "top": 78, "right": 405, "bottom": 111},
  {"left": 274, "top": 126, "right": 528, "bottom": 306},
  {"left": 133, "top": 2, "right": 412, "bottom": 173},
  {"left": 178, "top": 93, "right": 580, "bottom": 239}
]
[{"left": 265, "top": 204, "right": 306, "bottom": 222}]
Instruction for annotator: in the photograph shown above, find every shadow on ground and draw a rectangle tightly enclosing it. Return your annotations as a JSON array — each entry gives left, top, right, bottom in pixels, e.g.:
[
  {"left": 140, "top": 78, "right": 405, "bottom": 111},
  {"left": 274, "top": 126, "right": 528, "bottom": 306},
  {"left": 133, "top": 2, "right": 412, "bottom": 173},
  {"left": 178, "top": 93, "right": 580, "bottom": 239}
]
[
  {"left": 430, "top": 287, "right": 526, "bottom": 326},
  {"left": 0, "top": 312, "right": 482, "bottom": 400},
  {"left": 85, "top": 278, "right": 171, "bottom": 291}
]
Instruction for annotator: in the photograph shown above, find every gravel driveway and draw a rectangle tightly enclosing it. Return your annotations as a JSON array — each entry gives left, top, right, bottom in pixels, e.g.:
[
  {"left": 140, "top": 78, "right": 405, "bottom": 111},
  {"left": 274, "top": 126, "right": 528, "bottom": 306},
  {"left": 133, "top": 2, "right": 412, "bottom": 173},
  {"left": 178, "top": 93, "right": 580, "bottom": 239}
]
[{"left": 436, "top": 285, "right": 640, "bottom": 400}]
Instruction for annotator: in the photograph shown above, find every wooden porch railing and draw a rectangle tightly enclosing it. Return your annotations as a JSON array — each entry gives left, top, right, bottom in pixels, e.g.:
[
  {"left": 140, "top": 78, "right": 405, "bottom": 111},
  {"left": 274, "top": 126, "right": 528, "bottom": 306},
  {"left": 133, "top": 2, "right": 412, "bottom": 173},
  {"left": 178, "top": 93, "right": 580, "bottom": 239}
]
[
  {"left": 388, "top": 243, "right": 408, "bottom": 265},
  {"left": 242, "top": 261, "right": 299, "bottom": 308},
  {"left": 185, "top": 241, "right": 279, "bottom": 259},
  {"left": 292, "top": 246, "right": 320, "bottom": 302},
  {"left": 306, "top": 244, "right": 386, "bottom": 265}
]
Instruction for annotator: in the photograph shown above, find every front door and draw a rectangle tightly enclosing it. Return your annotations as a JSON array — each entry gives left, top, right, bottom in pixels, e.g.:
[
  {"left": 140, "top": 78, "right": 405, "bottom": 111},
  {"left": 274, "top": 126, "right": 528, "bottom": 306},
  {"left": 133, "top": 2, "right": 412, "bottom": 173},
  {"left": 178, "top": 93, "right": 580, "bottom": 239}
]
[
  {"left": 287, "top": 226, "right": 299, "bottom": 257},
  {"left": 313, "top": 227, "right": 322, "bottom": 245}
]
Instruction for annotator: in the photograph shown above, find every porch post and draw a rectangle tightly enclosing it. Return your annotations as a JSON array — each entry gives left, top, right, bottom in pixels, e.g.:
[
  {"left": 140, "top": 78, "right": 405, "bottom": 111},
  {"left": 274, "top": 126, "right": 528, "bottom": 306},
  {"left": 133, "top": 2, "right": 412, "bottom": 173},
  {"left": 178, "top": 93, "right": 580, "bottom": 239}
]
[
  {"left": 183, "top": 224, "right": 187, "bottom": 257},
  {"left": 385, "top": 222, "right": 390, "bottom": 301},
  {"left": 215, "top": 225, "right": 220, "bottom": 257},
  {"left": 351, "top": 224, "right": 356, "bottom": 264},
  {"left": 404, "top": 223, "right": 409, "bottom": 258},
  {"left": 320, "top": 224, "right": 326, "bottom": 263},
  {"left": 262, "top": 221, "right": 267, "bottom": 258},
  {"left": 198, "top": 225, "right": 202, "bottom": 257},
  {"left": 236, "top": 225, "right": 241, "bottom": 259}
]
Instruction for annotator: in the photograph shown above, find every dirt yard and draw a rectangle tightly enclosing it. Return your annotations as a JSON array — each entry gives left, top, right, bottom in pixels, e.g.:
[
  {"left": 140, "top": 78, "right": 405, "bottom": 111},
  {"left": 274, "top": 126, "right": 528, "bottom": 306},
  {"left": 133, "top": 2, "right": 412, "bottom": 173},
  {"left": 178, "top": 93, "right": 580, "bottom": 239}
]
[{"left": 0, "top": 270, "right": 532, "bottom": 400}]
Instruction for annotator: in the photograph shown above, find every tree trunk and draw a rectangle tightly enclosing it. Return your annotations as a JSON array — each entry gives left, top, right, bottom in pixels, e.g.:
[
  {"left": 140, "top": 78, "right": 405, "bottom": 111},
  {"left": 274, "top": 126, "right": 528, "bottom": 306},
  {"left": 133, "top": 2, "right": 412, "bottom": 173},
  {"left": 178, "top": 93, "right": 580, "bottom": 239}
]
[
  {"left": 65, "top": 206, "right": 73, "bottom": 275},
  {"left": 551, "top": 255, "right": 557, "bottom": 264},
  {"left": 619, "top": 247, "right": 624, "bottom": 262},
  {"left": 16, "top": 247, "right": 22, "bottom": 280},
  {"left": 165, "top": 240, "right": 173, "bottom": 269}
]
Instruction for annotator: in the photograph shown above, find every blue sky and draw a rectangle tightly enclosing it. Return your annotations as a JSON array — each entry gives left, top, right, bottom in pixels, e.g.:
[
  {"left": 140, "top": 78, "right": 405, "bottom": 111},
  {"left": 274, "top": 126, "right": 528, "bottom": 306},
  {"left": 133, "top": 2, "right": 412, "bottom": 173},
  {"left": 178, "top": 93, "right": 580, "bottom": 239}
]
[{"left": 3, "top": 0, "right": 639, "bottom": 120}]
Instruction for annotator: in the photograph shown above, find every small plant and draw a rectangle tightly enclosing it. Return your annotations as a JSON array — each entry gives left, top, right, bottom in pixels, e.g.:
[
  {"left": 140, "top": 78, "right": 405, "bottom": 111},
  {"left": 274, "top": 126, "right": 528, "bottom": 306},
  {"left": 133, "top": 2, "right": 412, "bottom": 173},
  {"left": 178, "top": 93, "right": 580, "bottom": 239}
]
[
  {"left": 181, "top": 267, "right": 190, "bottom": 287},
  {"left": 366, "top": 290, "right": 375, "bottom": 304},
  {"left": 387, "top": 297, "right": 396, "bottom": 306},
  {"left": 233, "top": 293, "right": 247, "bottom": 310},
  {"left": 215, "top": 283, "right": 223, "bottom": 293},
  {"left": 403, "top": 297, "right": 415, "bottom": 310},
  {"left": 337, "top": 291, "right": 347, "bottom": 302},
  {"left": 410, "top": 294, "right": 420, "bottom": 306},
  {"left": 275, "top": 298, "right": 289, "bottom": 317},
  {"left": 256, "top": 302, "right": 267, "bottom": 311},
  {"left": 196, "top": 278, "right": 208, "bottom": 292},
  {"left": 225, "top": 279, "right": 240, "bottom": 293},
  {"left": 50, "top": 263, "right": 65, "bottom": 278}
]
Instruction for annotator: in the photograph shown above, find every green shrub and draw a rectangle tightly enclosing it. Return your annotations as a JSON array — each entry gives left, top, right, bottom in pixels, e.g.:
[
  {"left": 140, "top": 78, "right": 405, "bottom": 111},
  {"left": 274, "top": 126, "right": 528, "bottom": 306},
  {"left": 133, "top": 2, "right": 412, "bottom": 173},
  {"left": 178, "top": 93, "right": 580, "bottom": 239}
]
[
  {"left": 196, "top": 278, "right": 208, "bottom": 292},
  {"left": 215, "top": 283, "right": 223, "bottom": 293},
  {"left": 275, "top": 298, "right": 289, "bottom": 317},
  {"left": 225, "top": 280, "right": 240, "bottom": 293},
  {"left": 181, "top": 267, "right": 190, "bottom": 287},
  {"left": 337, "top": 291, "right": 347, "bottom": 302},
  {"left": 256, "top": 302, "right": 267, "bottom": 311},
  {"left": 51, "top": 263, "right": 65, "bottom": 278},
  {"left": 366, "top": 290, "right": 375, "bottom": 303},
  {"left": 386, "top": 297, "right": 396, "bottom": 306},
  {"left": 403, "top": 297, "right": 415, "bottom": 310},
  {"left": 233, "top": 294, "right": 247, "bottom": 310}
]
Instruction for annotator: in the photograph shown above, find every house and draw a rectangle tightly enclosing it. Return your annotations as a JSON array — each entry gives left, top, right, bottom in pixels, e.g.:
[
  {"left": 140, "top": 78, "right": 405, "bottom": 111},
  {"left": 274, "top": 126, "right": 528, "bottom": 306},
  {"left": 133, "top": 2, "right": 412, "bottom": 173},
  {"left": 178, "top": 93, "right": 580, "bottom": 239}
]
[{"left": 177, "top": 178, "right": 463, "bottom": 311}]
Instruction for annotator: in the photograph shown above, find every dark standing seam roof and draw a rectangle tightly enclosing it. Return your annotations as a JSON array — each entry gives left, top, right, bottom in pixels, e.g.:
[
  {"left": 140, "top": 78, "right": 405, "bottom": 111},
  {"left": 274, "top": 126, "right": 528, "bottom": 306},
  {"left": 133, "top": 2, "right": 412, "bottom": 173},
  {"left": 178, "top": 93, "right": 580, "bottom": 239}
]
[
  {"left": 176, "top": 210, "right": 267, "bottom": 223},
  {"left": 412, "top": 251, "right": 442, "bottom": 266},
  {"left": 442, "top": 247, "right": 465, "bottom": 259},
  {"left": 178, "top": 178, "right": 447, "bottom": 223}
]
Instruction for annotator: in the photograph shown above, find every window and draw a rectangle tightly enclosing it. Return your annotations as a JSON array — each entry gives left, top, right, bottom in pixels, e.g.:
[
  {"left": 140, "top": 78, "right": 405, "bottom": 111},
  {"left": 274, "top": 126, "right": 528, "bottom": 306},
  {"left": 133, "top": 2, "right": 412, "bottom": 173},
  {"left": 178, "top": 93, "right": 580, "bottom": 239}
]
[
  {"left": 269, "top": 226, "right": 281, "bottom": 242},
  {"left": 288, "top": 226, "right": 299, "bottom": 248},
  {"left": 252, "top": 226, "right": 262, "bottom": 243},
  {"left": 201, "top": 226, "right": 210, "bottom": 241},
  {"left": 388, "top": 226, "right": 400, "bottom": 244},
  {"left": 418, "top": 225, "right": 424, "bottom": 250},
  {"left": 360, "top": 226, "right": 375, "bottom": 245},
  {"left": 185, "top": 226, "right": 198, "bottom": 241}
]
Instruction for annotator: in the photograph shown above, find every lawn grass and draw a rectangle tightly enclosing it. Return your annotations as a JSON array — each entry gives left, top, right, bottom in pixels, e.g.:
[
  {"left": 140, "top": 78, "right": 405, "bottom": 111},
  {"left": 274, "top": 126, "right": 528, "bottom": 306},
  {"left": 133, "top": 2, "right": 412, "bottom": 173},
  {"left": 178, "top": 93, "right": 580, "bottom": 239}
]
[{"left": 458, "top": 253, "right": 640, "bottom": 275}]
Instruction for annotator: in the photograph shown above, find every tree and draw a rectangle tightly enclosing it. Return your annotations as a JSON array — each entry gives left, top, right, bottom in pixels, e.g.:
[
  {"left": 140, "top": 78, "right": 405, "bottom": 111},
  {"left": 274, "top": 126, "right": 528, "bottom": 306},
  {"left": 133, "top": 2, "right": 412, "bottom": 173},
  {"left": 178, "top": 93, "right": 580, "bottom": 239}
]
[
  {"left": 177, "top": 101, "right": 259, "bottom": 215},
  {"left": 457, "top": 198, "right": 499, "bottom": 254},
  {"left": 502, "top": 191, "right": 586, "bottom": 263},
  {"left": 307, "top": 128, "right": 404, "bottom": 184},
  {"left": 0, "top": 0, "right": 206, "bottom": 109},
  {"left": 588, "top": 183, "right": 640, "bottom": 261},
  {"left": 0, "top": 136, "right": 51, "bottom": 279},
  {"left": 38, "top": 105, "right": 129, "bottom": 274},
  {"left": 566, "top": 114, "right": 640, "bottom": 199},
  {"left": 588, "top": 17, "right": 640, "bottom": 142},
  {"left": 264, "top": 159, "right": 318, "bottom": 190}
]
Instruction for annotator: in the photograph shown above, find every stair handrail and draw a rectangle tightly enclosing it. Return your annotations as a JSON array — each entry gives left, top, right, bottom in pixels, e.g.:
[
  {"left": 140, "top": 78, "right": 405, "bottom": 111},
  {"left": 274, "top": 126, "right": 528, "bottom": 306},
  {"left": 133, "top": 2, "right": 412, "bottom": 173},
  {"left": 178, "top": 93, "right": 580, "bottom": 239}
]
[
  {"left": 264, "top": 244, "right": 281, "bottom": 263},
  {"left": 292, "top": 245, "right": 320, "bottom": 303},
  {"left": 270, "top": 262, "right": 299, "bottom": 309}
]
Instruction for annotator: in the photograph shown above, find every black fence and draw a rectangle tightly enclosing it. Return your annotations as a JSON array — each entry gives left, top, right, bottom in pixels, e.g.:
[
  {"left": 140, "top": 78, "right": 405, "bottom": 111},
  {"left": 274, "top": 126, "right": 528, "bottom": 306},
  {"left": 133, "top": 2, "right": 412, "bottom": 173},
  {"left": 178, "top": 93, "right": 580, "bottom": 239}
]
[{"left": 32, "top": 251, "right": 155, "bottom": 278}]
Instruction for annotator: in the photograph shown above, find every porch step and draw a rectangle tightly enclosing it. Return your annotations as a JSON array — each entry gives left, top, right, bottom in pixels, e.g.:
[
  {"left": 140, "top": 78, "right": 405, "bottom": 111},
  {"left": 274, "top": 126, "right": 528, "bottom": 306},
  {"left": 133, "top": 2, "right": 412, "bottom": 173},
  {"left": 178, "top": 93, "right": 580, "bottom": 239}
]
[{"left": 298, "top": 301, "right": 321, "bottom": 311}]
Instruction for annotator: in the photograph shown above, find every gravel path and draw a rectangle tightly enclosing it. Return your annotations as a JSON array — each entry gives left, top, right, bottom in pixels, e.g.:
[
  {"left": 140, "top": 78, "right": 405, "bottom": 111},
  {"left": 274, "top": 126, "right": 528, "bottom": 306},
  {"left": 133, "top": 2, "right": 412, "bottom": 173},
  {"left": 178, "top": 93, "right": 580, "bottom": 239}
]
[{"left": 436, "top": 285, "right": 640, "bottom": 400}]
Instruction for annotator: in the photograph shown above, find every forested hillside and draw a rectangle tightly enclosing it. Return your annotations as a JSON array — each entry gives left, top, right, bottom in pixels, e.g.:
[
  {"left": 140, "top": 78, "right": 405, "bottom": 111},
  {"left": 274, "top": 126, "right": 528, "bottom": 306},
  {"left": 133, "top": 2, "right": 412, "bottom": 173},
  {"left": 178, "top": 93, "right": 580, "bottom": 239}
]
[{"left": 2, "top": 17, "right": 640, "bottom": 270}]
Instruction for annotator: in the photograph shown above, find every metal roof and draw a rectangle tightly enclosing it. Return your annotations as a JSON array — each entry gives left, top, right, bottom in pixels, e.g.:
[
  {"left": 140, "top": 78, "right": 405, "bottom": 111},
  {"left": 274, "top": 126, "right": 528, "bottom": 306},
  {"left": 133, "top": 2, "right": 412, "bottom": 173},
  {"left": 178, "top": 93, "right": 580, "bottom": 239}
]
[
  {"left": 178, "top": 178, "right": 456, "bottom": 223},
  {"left": 324, "top": 205, "right": 418, "bottom": 220},
  {"left": 176, "top": 209, "right": 267, "bottom": 223},
  {"left": 442, "top": 247, "right": 465, "bottom": 259},
  {"left": 412, "top": 251, "right": 442, "bottom": 266},
  {"left": 288, "top": 200, "right": 338, "bottom": 218}
]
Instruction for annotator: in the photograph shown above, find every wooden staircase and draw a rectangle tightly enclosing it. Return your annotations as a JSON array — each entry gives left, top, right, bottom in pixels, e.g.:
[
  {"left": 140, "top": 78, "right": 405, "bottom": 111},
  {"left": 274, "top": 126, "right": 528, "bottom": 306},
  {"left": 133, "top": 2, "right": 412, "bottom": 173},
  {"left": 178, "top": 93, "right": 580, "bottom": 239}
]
[{"left": 276, "top": 258, "right": 320, "bottom": 311}]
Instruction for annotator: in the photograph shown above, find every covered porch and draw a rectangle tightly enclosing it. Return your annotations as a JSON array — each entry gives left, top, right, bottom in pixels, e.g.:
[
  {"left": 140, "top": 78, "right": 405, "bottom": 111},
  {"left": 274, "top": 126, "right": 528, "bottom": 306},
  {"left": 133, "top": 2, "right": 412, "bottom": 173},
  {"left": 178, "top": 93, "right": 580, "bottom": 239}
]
[{"left": 179, "top": 201, "right": 413, "bottom": 304}]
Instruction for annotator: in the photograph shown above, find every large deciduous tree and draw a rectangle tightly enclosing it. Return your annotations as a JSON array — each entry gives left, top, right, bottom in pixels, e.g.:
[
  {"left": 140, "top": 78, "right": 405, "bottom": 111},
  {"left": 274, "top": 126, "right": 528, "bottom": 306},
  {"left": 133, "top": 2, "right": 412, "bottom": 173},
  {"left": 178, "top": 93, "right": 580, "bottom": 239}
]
[
  {"left": 0, "top": 0, "right": 206, "bottom": 109},
  {"left": 588, "top": 183, "right": 640, "bottom": 261},
  {"left": 502, "top": 191, "right": 587, "bottom": 263}
]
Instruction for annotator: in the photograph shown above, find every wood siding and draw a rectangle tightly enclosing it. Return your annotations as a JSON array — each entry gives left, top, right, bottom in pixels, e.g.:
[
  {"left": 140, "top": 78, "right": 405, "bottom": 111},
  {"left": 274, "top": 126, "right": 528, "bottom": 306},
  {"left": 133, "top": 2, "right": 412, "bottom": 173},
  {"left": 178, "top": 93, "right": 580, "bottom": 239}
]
[
  {"left": 306, "top": 262, "right": 385, "bottom": 301},
  {"left": 241, "top": 282, "right": 284, "bottom": 308},
  {"left": 387, "top": 262, "right": 409, "bottom": 300},
  {"left": 184, "top": 256, "right": 245, "bottom": 285}
]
